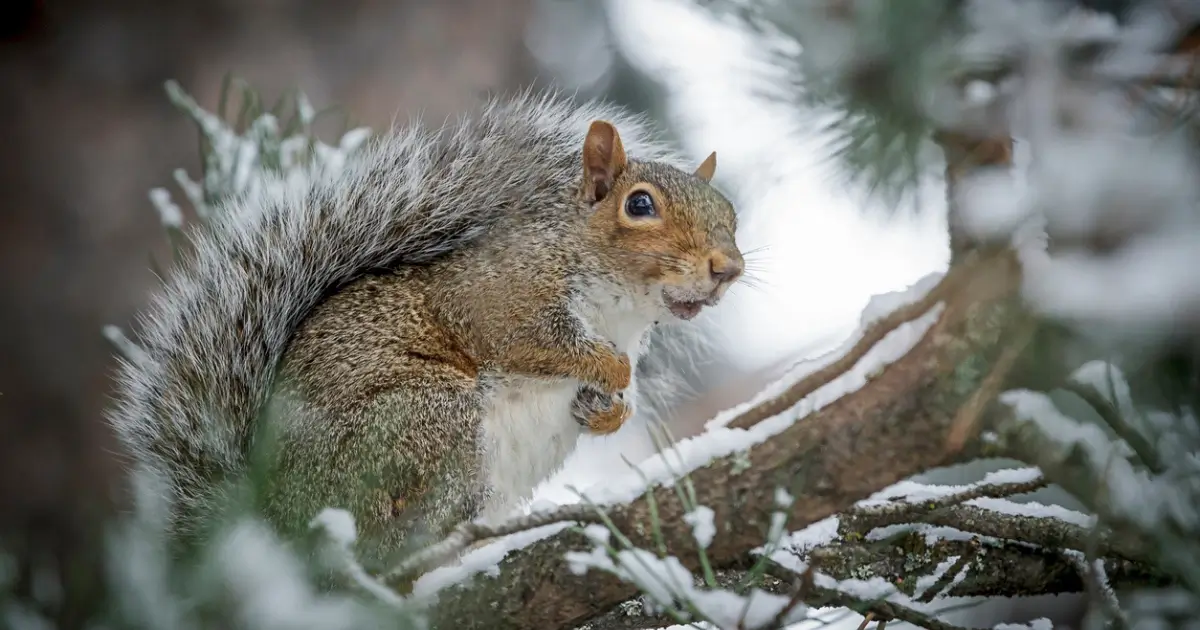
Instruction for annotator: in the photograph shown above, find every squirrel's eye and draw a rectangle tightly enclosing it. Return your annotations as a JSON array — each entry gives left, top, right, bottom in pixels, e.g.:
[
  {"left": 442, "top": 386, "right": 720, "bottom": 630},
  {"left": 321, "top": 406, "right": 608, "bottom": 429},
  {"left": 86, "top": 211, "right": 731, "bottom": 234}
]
[{"left": 624, "top": 191, "right": 657, "bottom": 219}]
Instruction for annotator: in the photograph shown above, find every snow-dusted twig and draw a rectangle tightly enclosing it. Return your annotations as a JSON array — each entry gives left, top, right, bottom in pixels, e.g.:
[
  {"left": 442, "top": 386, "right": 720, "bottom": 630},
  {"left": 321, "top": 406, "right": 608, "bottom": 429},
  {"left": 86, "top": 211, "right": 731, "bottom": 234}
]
[
  {"left": 385, "top": 504, "right": 604, "bottom": 584},
  {"left": 309, "top": 509, "right": 408, "bottom": 609},
  {"left": 760, "top": 561, "right": 984, "bottom": 630},
  {"left": 792, "top": 523, "right": 1165, "bottom": 601},
  {"left": 768, "top": 565, "right": 813, "bottom": 630},
  {"left": 1059, "top": 378, "right": 1164, "bottom": 474},
  {"left": 846, "top": 502, "right": 1152, "bottom": 566},
  {"left": 1066, "top": 550, "right": 1130, "bottom": 630},
  {"left": 838, "top": 471, "right": 1048, "bottom": 535}
]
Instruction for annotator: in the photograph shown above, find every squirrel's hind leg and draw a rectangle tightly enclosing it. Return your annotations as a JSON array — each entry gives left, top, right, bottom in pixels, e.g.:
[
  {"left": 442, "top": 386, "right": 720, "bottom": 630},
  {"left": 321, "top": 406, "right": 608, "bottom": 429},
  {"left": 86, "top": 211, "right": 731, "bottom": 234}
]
[{"left": 263, "top": 369, "right": 487, "bottom": 574}]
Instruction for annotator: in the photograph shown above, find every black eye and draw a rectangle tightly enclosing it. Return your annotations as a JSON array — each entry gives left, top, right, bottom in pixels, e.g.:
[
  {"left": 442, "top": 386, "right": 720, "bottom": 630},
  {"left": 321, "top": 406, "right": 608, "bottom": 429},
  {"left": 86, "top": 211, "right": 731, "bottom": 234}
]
[{"left": 624, "top": 191, "right": 657, "bottom": 219}]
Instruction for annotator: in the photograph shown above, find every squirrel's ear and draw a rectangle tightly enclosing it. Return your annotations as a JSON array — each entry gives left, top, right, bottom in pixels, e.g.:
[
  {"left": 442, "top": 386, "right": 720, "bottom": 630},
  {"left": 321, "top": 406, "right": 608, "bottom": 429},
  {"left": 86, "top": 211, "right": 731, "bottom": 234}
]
[
  {"left": 582, "top": 120, "right": 627, "bottom": 202},
  {"left": 694, "top": 151, "right": 717, "bottom": 183}
]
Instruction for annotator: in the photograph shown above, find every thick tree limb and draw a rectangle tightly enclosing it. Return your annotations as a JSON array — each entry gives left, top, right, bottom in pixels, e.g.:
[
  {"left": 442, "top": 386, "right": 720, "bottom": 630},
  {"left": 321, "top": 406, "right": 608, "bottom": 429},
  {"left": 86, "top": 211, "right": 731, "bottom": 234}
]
[{"left": 422, "top": 249, "right": 1028, "bottom": 629}]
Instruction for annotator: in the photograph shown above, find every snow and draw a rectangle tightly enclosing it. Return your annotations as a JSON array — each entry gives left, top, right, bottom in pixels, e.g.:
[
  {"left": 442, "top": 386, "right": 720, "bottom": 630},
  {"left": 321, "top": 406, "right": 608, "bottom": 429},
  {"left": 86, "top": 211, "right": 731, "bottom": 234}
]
[
  {"left": 779, "top": 517, "right": 840, "bottom": 555},
  {"left": 684, "top": 506, "right": 716, "bottom": 549},
  {"left": 968, "top": 497, "right": 1094, "bottom": 527},
  {"left": 914, "top": 555, "right": 961, "bottom": 600},
  {"left": 210, "top": 520, "right": 381, "bottom": 630},
  {"left": 855, "top": 466, "right": 1043, "bottom": 508},
  {"left": 149, "top": 187, "right": 184, "bottom": 229},
  {"left": 172, "top": 168, "right": 209, "bottom": 219},
  {"left": 296, "top": 92, "right": 316, "bottom": 127},
  {"left": 868, "top": 523, "right": 977, "bottom": 546},
  {"left": 583, "top": 524, "right": 613, "bottom": 546},
  {"left": 1070, "top": 360, "right": 1133, "bottom": 409},
  {"left": 1000, "top": 390, "right": 1174, "bottom": 531},
  {"left": 953, "top": 3, "right": 1200, "bottom": 337},
  {"left": 409, "top": 522, "right": 571, "bottom": 600},
  {"left": 309, "top": 508, "right": 357, "bottom": 547},
  {"left": 994, "top": 619, "right": 1053, "bottom": 630},
  {"left": 565, "top": 547, "right": 810, "bottom": 629},
  {"left": 160, "top": 80, "right": 373, "bottom": 212}
]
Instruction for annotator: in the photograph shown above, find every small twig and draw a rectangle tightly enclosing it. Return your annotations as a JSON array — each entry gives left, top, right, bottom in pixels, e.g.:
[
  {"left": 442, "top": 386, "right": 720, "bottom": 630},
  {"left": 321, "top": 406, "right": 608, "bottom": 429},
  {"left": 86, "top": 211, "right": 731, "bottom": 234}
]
[
  {"left": 916, "top": 550, "right": 975, "bottom": 604},
  {"left": 384, "top": 504, "right": 603, "bottom": 583},
  {"left": 766, "top": 559, "right": 989, "bottom": 630},
  {"left": 1060, "top": 379, "right": 1164, "bottom": 474},
  {"left": 856, "top": 612, "right": 876, "bottom": 630},
  {"left": 1066, "top": 550, "right": 1130, "bottom": 630},
  {"left": 841, "top": 502, "right": 1150, "bottom": 565},
  {"left": 621, "top": 454, "right": 668, "bottom": 556},
  {"left": 769, "top": 565, "right": 813, "bottom": 630},
  {"left": 309, "top": 510, "right": 408, "bottom": 609},
  {"left": 839, "top": 472, "right": 1048, "bottom": 535}
]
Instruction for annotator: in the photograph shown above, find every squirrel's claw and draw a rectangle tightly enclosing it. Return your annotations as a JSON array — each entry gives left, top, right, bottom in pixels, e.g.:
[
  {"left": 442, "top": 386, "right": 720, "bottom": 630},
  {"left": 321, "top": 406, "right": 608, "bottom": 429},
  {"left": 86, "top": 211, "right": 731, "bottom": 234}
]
[{"left": 572, "top": 386, "right": 633, "bottom": 436}]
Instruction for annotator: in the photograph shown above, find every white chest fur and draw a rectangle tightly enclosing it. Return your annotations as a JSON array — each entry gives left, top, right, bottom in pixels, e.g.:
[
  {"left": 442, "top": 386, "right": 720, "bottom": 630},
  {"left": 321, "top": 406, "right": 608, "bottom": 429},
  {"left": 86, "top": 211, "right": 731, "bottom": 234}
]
[{"left": 477, "top": 284, "right": 661, "bottom": 523}]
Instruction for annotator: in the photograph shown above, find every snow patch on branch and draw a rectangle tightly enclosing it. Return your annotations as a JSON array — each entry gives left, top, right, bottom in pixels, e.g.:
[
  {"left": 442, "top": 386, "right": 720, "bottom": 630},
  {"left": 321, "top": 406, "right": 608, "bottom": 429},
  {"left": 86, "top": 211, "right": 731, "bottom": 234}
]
[
  {"left": 913, "top": 555, "right": 961, "bottom": 600},
  {"left": 565, "top": 547, "right": 810, "bottom": 629},
  {"left": 684, "top": 506, "right": 717, "bottom": 549},
  {"left": 409, "top": 522, "right": 571, "bottom": 600},
  {"left": 1000, "top": 390, "right": 1175, "bottom": 532}
]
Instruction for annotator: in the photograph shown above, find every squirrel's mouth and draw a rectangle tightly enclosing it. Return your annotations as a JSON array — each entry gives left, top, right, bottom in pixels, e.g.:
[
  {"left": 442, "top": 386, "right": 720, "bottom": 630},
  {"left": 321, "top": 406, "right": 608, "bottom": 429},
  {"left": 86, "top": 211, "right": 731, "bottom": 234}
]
[{"left": 662, "top": 291, "right": 719, "bottom": 321}]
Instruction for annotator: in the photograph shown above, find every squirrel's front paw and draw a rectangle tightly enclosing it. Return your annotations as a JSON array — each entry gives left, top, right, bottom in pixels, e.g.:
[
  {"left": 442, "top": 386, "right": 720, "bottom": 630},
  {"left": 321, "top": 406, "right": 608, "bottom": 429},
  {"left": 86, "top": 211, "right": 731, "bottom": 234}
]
[
  {"left": 572, "top": 386, "right": 633, "bottom": 436},
  {"left": 587, "top": 341, "right": 632, "bottom": 394}
]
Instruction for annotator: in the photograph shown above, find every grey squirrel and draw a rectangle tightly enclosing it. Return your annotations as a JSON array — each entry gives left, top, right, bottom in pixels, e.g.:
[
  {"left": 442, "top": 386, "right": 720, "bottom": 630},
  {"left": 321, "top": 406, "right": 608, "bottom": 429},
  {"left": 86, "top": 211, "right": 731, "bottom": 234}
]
[{"left": 108, "top": 91, "right": 744, "bottom": 569}]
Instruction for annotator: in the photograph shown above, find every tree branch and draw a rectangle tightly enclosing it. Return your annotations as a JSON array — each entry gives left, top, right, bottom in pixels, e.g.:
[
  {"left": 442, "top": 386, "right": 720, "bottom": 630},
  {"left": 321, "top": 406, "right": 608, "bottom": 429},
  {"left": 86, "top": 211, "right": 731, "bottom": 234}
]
[
  {"left": 421, "top": 248, "right": 1028, "bottom": 629},
  {"left": 756, "top": 564, "right": 985, "bottom": 630},
  {"left": 810, "top": 513, "right": 1168, "bottom": 599},
  {"left": 837, "top": 472, "right": 1048, "bottom": 537},
  {"left": 841, "top": 502, "right": 1148, "bottom": 567},
  {"left": 782, "top": 529, "right": 1166, "bottom": 603}
]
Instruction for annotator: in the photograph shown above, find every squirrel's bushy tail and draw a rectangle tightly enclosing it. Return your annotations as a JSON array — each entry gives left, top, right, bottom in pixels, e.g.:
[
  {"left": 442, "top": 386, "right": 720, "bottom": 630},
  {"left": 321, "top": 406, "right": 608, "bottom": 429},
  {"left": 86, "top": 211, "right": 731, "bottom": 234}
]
[{"left": 108, "top": 91, "right": 680, "bottom": 537}]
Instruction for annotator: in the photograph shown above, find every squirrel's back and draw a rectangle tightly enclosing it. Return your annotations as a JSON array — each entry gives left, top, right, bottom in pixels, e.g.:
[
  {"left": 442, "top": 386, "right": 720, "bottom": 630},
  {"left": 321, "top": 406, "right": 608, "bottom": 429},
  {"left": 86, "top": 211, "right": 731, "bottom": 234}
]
[{"left": 107, "top": 90, "right": 681, "bottom": 538}]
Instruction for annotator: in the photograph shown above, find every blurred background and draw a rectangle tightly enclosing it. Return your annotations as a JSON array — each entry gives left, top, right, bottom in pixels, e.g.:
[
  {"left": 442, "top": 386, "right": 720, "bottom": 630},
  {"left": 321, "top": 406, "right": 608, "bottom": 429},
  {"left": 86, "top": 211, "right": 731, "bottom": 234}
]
[{"left": 0, "top": 0, "right": 951, "bottom": 625}]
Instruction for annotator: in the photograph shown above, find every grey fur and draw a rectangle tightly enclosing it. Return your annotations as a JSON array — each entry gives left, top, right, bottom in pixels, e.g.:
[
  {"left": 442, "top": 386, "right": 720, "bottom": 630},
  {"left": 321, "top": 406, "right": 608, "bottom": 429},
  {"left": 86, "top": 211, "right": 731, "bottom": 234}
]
[{"left": 107, "top": 91, "right": 704, "bottom": 544}]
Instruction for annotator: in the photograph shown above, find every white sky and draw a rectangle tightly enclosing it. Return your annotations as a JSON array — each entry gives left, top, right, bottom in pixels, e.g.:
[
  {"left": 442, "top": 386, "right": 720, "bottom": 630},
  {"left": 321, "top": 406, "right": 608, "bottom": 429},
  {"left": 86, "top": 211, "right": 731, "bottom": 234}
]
[
  {"left": 609, "top": 0, "right": 951, "bottom": 369},
  {"left": 534, "top": 0, "right": 950, "bottom": 510}
]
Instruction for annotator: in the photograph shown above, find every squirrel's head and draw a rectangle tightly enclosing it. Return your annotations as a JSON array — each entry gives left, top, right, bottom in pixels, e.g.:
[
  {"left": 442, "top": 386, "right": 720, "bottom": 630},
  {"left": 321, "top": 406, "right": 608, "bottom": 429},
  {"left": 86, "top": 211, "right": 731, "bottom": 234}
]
[{"left": 580, "top": 120, "right": 744, "bottom": 321}]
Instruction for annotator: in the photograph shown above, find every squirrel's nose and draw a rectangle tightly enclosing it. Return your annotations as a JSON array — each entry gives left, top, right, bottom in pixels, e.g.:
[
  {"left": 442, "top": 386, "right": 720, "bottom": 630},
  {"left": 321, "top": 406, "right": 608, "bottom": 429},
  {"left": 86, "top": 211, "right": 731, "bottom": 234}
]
[{"left": 707, "top": 251, "right": 744, "bottom": 284}]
